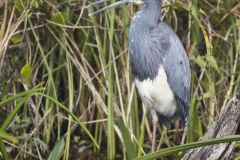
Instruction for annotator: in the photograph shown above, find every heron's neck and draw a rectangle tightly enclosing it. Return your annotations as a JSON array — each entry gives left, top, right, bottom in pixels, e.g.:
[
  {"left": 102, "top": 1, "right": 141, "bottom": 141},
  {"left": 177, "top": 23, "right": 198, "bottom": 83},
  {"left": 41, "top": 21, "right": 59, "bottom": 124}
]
[
  {"left": 129, "top": 1, "right": 162, "bottom": 42},
  {"left": 141, "top": 1, "right": 162, "bottom": 28}
]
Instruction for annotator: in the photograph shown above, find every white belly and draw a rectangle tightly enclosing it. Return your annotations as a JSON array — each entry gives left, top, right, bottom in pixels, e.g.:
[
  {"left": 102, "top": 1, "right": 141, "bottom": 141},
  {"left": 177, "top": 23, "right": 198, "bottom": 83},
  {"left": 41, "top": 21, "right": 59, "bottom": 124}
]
[{"left": 134, "top": 66, "right": 176, "bottom": 117}]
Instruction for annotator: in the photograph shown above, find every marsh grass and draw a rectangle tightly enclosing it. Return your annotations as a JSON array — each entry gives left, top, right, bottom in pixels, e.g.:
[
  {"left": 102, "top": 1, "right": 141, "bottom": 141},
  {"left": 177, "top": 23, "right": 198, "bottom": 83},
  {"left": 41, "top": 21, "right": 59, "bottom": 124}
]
[{"left": 0, "top": 0, "right": 240, "bottom": 159}]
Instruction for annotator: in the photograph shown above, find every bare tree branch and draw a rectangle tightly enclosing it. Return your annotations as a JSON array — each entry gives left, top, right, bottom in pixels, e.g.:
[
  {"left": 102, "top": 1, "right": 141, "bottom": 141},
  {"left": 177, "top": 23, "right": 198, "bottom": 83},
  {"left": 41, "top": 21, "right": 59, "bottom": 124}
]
[{"left": 183, "top": 94, "right": 240, "bottom": 160}]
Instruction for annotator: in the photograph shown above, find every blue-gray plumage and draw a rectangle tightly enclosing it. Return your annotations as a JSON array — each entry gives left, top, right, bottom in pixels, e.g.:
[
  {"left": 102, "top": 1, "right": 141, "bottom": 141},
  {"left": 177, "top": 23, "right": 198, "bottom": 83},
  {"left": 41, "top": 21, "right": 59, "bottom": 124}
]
[
  {"left": 88, "top": 0, "right": 191, "bottom": 152},
  {"left": 129, "top": 1, "right": 190, "bottom": 128}
]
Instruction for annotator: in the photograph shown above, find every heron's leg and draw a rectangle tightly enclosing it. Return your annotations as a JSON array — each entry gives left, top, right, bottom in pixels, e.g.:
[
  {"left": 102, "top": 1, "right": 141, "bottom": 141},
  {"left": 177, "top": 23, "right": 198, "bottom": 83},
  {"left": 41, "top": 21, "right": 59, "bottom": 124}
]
[{"left": 151, "top": 110, "right": 158, "bottom": 152}]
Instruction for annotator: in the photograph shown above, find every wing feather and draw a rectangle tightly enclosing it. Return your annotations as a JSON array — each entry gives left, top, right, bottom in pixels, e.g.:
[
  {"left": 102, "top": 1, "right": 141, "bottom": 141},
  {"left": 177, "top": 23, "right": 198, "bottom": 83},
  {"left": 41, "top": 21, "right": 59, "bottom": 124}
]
[{"left": 150, "top": 21, "right": 191, "bottom": 125}]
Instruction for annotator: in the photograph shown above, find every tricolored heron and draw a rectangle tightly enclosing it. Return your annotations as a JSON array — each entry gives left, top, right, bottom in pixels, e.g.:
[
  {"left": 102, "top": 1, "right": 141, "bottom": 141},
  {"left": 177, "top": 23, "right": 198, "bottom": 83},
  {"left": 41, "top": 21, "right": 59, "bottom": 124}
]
[{"left": 87, "top": 0, "right": 191, "bottom": 152}]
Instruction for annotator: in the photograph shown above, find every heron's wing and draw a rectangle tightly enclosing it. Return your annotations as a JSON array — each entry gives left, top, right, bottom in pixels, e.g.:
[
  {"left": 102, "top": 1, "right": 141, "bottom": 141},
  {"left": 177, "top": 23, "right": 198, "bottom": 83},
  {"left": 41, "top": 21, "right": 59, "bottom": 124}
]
[{"left": 150, "top": 22, "right": 191, "bottom": 126}]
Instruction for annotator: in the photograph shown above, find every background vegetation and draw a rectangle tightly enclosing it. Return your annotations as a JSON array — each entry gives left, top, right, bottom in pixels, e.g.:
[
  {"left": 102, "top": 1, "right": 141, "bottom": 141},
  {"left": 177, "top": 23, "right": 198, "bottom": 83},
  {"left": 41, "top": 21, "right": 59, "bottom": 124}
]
[{"left": 0, "top": 0, "right": 240, "bottom": 159}]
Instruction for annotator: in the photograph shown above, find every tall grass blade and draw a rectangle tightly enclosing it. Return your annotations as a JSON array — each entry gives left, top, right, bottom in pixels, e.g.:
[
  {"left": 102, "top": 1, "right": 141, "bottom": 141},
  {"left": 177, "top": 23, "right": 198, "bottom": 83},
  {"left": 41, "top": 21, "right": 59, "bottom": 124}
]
[
  {"left": 0, "top": 131, "right": 18, "bottom": 143},
  {"left": 0, "top": 139, "right": 8, "bottom": 160},
  {"left": 48, "top": 138, "right": 65, "bottom": 160},
  {"left": 139, "top": 135, "right": 240, "bottom": 160},
  {"left": 0, "top": 86, "right": 44, "bottom": 107},
  {"left": 107, "top": 2, "right": 116, "bottom": 159},
  {"left": 116, "top": 117, "right": 137, "bottom": 159}
]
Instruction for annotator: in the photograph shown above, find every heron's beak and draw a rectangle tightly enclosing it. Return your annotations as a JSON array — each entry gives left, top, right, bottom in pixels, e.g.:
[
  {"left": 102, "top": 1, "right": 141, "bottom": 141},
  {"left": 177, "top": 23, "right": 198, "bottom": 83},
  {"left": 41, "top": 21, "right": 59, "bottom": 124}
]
[{"left": 87, "top": 0, "right": 144, "bottom": 16}]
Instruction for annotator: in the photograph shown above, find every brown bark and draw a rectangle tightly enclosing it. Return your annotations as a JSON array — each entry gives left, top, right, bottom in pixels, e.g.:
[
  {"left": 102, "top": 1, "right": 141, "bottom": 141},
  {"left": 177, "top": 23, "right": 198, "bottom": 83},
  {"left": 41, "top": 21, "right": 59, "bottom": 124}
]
[{"left": 182, "top": 94, "right": 240, "bottom": 160}]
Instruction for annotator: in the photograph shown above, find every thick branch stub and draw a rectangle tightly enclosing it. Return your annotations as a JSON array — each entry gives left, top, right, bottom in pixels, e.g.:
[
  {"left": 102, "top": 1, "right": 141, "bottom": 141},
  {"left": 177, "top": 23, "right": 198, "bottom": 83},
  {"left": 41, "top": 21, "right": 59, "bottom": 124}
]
[{"left": 182, "top": 94, "right": 240, "bottom": 160}]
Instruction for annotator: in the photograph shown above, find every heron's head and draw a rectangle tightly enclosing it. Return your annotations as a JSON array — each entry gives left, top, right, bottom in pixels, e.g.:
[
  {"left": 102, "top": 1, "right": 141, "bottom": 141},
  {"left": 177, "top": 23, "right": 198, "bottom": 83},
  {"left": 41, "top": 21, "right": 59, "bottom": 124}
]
[{"left": 86, "top": 0, "right": 162, "bottom": 16}]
